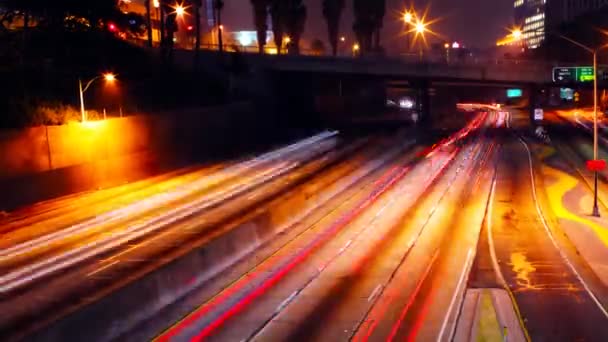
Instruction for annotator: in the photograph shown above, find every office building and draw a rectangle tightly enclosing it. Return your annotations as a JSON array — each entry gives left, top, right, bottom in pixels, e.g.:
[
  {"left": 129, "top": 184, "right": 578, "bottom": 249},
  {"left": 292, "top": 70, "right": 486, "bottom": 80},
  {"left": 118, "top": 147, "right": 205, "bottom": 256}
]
[
  {"left": 514, "top": 0, "right": 546, "bottom": 49},
  {"left": 515, "top": 0, "right": 608, "bottom": 49}
]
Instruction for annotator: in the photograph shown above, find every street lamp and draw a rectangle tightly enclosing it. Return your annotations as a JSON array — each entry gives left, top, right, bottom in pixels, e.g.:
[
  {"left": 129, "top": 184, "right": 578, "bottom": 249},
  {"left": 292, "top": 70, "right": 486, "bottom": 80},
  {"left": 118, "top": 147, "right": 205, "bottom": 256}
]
[
  {"left": 403, "top": 11, "right": 415, "bottom": 53},
  {"left": 512, "top": 29, "right": 522, "bottom": 40},
  {"left": 514, "top": 30, "right": 604, "bottom": 216},
  {"left": 175, "top": 4, "right": 186, "bottom": 18},
  {"left": 403, "top": 12, "right": 413, "bottom": 24},
  {"left": 557, "top": 36, "right": 608, "bottom": 217},
  {"left": 79, "top": 73, "right": 116, "bottom": 122},
  {"left": 415, "top": 21, "right": 426, "bottom": 34},
  {"left": 353, "top": 43, "right": 360, "bottom": 57}
]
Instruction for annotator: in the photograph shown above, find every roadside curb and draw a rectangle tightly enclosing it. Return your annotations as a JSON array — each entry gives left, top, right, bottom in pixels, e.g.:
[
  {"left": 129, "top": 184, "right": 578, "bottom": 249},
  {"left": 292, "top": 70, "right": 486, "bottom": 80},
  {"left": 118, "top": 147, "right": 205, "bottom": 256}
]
[{"left": 454, "top": 288, "right": 525, "bottom": 342}]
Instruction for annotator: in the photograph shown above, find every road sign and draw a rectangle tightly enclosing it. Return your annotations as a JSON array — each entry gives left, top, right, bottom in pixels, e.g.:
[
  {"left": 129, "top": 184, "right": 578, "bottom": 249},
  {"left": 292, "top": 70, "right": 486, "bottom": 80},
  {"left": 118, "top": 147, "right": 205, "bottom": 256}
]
[
  {"left": 534, "top": 108, "right": 543, "bottom": 121},
  {"left": 507, "top": 89, "right": 523, "bottom": 98},
  {"left": 553, "top": 66, "right": 595, "bottom": 83},
  {"left": 587, "top": 159, "right": 606, "bottom": 172}
]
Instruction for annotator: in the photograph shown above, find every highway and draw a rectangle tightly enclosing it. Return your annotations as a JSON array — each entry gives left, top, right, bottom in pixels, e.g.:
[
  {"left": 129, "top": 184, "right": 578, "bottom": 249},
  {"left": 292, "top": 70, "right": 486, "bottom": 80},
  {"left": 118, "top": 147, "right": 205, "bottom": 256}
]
[{"left": 4, "top": 108, "right": 608, "bottom": 341}]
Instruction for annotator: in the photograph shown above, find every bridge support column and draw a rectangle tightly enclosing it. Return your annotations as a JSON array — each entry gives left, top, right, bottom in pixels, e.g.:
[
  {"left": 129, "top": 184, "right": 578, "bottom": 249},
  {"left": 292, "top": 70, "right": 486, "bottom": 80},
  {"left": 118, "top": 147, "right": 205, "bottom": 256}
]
[
  {"left": 416, "top": 81, "right": 432, "bottom": 125},
  {"left": 528, "top": 85, "right": 541, "bottom": 122}
]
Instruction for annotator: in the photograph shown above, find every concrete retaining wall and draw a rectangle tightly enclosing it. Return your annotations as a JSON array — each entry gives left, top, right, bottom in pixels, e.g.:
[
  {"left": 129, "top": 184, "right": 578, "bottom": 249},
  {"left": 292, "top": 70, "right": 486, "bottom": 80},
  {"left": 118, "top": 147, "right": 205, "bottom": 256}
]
[{"left": 0, "top": 103, "right": 262, "bottom": 210}]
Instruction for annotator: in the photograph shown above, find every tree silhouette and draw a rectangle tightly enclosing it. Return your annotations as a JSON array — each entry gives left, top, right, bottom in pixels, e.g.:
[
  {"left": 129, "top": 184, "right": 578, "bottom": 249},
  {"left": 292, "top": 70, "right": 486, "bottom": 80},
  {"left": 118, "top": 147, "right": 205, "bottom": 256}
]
[
  {"left": 250, "top": 0, "right": 270, "bottom": 54},
  {"left": 270, "top": 0, "right": 288, "bottom": 54},
  {"left": 310, "top": 38, "right": 326, "bottom": 56},
  {"left": 322, "top": 0, "right": 345, "bottom": 56},
  {"left": 352, "top": 0, "right": 374, "bottom": 54},
  {"left": 284, "top": 0, "right": 306, "bottom": 55},
  {"left": 371, "top": 0, "right": 385, "bottom": 51},
  {"left": 213, "top": 0, "right": 224, "bottom": 52},
  {"left": 145, "top": 0, "right": 153, "bottom": 47},
  {"left": 0, "top": 0, "right": 120, "bottom": 30}
]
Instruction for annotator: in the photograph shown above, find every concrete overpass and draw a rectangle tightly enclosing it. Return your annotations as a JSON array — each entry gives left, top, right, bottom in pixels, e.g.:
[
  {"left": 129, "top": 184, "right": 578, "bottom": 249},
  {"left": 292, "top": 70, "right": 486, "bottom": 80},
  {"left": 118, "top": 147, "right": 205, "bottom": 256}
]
[
  {"left": 174, "top": 50, "right": 595, "bottom": 123},
  {"left": 249, "top": 54, "right": 556, "bottom": 85}
]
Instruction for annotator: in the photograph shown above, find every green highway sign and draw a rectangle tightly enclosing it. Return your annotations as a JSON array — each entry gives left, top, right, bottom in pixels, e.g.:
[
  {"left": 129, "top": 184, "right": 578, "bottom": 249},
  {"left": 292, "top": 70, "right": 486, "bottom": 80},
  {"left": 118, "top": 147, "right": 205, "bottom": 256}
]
[
  {"left": 507, "top": 88, "right": 523, "bottom": 98},
  {"left": 578, "top": 67, "right": 594, "bottom": 82},
  {"left": 553, "top": 66, "right": 595, "bottom": 83}
]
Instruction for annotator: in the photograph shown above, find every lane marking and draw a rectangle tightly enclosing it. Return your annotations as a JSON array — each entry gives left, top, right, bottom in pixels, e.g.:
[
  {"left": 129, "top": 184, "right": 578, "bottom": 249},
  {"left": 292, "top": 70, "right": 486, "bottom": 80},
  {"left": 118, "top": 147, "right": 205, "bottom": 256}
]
[
  {"left": 386, "top": 250, "right": 440, "bottom": 341},
  {"left": 368, "top": 284, "right": 383, "bottom": 302},
  {"left": 487, "top": 177, "right": 507, "bottom": 285},
  {"left": 519, "top": 136, "right": 608, "bottom": 319},
  {"left": 86, "top": 260, "right": 119, "bottom": 277},
  {"left": 436, "top": 248, "right": 474, "bottom": 342}
]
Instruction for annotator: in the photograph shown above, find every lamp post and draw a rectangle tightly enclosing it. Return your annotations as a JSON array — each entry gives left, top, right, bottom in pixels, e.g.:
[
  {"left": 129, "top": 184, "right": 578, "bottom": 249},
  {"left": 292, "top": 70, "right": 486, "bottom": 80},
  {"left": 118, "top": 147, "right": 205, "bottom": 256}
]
[
  {"left": 79, "top": 73, "right": 116, "bottom": 122},
  {"left": 513, "top": 29, "right": 604, "bottom": 216},
  {"left": 415, "top": 20, "right": 426, "bottom": 61},
  {"left": 550, "top": 34, "right": 607, "bottom": 217},
  {"left": 403, "top": 12, "right": 413, "bottom": 53}
]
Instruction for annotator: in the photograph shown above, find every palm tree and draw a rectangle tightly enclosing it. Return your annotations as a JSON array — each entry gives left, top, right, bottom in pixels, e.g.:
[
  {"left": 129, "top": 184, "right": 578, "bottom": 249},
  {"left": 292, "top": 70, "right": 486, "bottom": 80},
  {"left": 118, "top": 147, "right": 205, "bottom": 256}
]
[
  {"left": 213, "top": 0, "right": 224, "bottom": 52},
  {"left": 145, "top": 0, "right": 153, "bottom": 47},
  {"left": 250, "top": 0, "right": 270, "bottom": 54},
  {"left": 371, "top": 0, "right": 385, "bottom": 51},
  {"left": 285, "top": 0, "right": 306, "bottom": 55},
  {"left": 270, "top": 0, "right": 287, "bottom": 54},
  {"left": 352, "top": 0, "right": 374, "bottom": 54},
  {"left": 322, "top": 0, "right": 345, "bottom": 56},
  {"left": 192, "top": 0, "right": 202, "bottom": 67}
]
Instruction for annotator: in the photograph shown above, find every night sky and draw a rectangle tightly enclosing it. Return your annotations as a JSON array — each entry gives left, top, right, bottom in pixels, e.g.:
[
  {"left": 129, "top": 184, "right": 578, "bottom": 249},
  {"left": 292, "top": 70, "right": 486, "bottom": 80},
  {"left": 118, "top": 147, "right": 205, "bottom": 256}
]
[{"left": 221, "top": 0, "right": 514, "bottom": 51}]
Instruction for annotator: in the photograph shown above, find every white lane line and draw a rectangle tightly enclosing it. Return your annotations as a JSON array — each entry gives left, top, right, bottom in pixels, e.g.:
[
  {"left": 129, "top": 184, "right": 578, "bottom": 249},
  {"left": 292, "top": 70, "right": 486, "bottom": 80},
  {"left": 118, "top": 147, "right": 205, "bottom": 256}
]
[
  {"left": 86, "top": 260, "right": 119, "bottom": 277},
  {"left": 487, "top": 177, "right": 508, "bottom": 286},
  {"left": 368, "top": 284, "right": 383, "bottom": 302},
  {"left": 518, "top": 136, "right": 608, "bottom": 319},
  {"left": 436, "top": 248, "right": 474, "bottom": 342},
  {"left": 275, "top": 290, "right": 299, "bottom": 313}
]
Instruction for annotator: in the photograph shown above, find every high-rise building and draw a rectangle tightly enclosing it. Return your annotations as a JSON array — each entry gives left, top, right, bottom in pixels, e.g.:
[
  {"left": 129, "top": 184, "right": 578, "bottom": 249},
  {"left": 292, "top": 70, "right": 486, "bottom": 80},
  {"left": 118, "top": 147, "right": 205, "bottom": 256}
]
[
  {"left": 515, "top": 0, "right": 608, "bottom": 49},
  {"left": 514, "top": 0, "right": 546, "bottom": 49}
]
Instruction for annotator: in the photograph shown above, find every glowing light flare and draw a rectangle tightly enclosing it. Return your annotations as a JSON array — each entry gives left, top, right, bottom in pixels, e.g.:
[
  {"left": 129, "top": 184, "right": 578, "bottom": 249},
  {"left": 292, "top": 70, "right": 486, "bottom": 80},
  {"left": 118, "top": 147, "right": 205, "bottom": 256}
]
[
  {"left": 415, "top": 21, "right": 426, "bottom": 34},
  {"left": 81, "top": 120, "right": 107, "bottom": 130},
  {"left": 403, "top": 12, "right": 413, "bottom": 23},
  {"left": 402, "top": 7, "right": 443, "bottom": 50},
  {"left": 171, "top": 2, "right": 190, "bottom": 17},
  {"left": 512, "top": 28, "right": 522, "bottom": 40},
  {"left": 153, "top": 0, "right": 160, "bottom": 8},
  {"left": 103, "top": 73, "right": 116, "bottom": 82},
  {"left": 340, "top": 36, "right": 346, "bottom": 42},
  {"left": 283, "top": 36, "right": 291, "bottom": 44}
]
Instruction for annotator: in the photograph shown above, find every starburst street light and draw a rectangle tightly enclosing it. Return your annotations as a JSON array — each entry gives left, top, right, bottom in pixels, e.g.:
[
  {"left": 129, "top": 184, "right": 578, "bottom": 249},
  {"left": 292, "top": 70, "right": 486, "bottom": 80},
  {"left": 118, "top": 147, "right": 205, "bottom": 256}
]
[
  {"left": 415, "top": 21, "right": 426, "bottom": 34},
  {"left": 171, "top": 2, "right": 189, "bottom": 17},
  {"left": 512, "top": 29, "right": 522, "bottom": 39},
  {"left": 404, "top": 12, "right": 413, "bottom": 23}
]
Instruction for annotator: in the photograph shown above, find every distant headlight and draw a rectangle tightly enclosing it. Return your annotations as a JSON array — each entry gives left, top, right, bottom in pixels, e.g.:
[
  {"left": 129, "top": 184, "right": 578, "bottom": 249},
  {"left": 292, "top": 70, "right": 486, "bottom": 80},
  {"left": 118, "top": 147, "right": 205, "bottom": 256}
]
[{"left": 399, "top": 99, "right": 414, "bottom": 109}]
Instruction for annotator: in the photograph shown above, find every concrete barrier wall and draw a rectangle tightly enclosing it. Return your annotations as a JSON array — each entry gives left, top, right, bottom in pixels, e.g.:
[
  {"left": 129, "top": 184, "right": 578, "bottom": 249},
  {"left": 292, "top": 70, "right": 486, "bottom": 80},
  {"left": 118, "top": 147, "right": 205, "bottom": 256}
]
[{"left": 0, "top": 103, "right": 255, "bottom": 210}]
